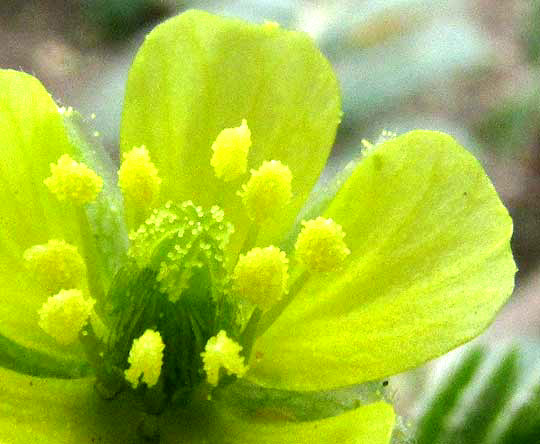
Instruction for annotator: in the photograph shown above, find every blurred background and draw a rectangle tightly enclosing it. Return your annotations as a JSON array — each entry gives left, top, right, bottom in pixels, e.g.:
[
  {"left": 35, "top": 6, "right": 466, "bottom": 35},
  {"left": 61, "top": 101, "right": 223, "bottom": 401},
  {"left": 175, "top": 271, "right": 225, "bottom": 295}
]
[{"left": 1, "top": 0, "right": 539, "bottom": 442}]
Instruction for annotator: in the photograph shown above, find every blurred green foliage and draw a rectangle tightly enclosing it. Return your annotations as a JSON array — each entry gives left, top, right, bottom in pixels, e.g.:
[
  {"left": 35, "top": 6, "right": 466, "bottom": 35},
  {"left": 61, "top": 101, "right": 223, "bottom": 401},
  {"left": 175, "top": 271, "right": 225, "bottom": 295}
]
[
  {"left": 82, "top": 0, "right": 172, "bottom": 40},
  {"left": 474, "top": 87, "right": 540, "bottom": 156},
  {"left": 414, "top": 343, "right": 540, "bottom": 444},
  {"left": 524, "top": 0, "right": 540, "bottom": 65}
]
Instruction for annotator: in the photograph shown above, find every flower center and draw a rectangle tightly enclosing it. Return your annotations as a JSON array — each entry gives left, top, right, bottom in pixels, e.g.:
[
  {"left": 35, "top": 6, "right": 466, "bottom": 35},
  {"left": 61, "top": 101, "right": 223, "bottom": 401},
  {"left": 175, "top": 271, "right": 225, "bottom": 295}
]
[
  {"left": 26, "top": 118, "right": 351, "bottom": 436},
  {"left": 103, "top": 201, "right": 245, "bottom": 403}
]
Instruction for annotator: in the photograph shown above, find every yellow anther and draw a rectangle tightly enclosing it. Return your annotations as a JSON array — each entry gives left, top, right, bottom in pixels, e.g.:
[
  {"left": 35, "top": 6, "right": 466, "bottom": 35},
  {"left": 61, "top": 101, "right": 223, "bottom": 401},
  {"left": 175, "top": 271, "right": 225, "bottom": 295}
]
[
  {"left": 124, "top": 329, "right": 165, "bottom": 389},
  {"left": 44, "top": 154, "right": 103, "bottom": 204},
  {"left": 201, "top": 330, "right": 247, "bottom": 386},
  {"left": 118, "top": 146, "right": 161, "bottom": 207},
  {"left": 295, "top": 217, "right": 350, "bottom": 272},
  {"left": 239, "top": 160, "right": 292, "bottom": 223},
  {"left": 38, "top": 289, "right": 95, "bottom": 345},
  {"left": 23, "top": 239, "right": 85, "bottom": 294},
  {"left": 233, "top": 246, "right": 288, "bottom": 311},
  {"left": 210, "top": 119, "right": 251, "bottom": 181}
]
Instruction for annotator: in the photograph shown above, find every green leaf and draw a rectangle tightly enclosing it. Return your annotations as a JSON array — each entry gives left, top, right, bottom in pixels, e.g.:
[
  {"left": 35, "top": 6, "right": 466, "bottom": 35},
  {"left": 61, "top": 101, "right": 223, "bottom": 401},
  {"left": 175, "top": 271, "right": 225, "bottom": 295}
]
[
  {"left": 0, "top": 367, "right": 144, "bottom": 443},
  {"left": 120, "top": 10, "right": 341, "bottom": 256},
  {"left": 0, "top": 69, "right": 90, "bottom": 364},
  {"left": 160, "top": 398, "right": 395, "bottom": 444},
  {"left": 499, "top": 379, "right": 540, "bottom": 444},
  {"left": 249, "top": 130, "right": 516, "bottom": 390}
]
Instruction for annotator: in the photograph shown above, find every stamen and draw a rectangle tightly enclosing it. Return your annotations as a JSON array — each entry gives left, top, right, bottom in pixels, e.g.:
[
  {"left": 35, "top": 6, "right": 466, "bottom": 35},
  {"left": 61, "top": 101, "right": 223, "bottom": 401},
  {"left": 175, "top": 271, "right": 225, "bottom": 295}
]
[
  {"left": 201, "top": 330, "right": 247, "bottom": 386},
  {"left": 44, "top": 154, "right": 103, "bottom": 204},
  {"left": 233, "top": 246, "right": 288, "bottom": 311},
  {"left": 210, "top": 119, "right": 251, "bottom": 181},
  {"left": 38, "top": 289, "right": 95, "bottom": 345},
  {"left": 118, "top": 146, "right": 161, "bottom": 208},
  {"left": 23, "top": 239, "right": 85, "bottom": 294},
  {"left": 239, "top": 160, "right": 292, "bottom": 223},
  {"left": 295, "top": 217, "right": 350, "bottom": 272},
  {"left": 124, "top": 329, "right": 165, "bottom": 389}
]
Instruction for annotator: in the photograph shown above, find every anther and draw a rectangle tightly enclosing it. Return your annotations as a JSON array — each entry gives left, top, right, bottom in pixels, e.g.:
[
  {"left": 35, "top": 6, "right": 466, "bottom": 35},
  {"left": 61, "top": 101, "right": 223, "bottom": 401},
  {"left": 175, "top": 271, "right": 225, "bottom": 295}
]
[
  {"left": 23, "top": 239, "right": 85, "bottom": 294},
  {"left": 239, "top": 160, "right": 292, "bottom": 222},
  {"left": 38, "top": 289, "right": 95, "bottom": 345},
  {"left": 295, "top": 217, "right": 350, "bottom": 272},
  {"left": 210, "top": 119, "right": 251, "bottom": 181},
  {"left": 201, "top": 330, "right": 247, "bottom": 386},
  {"left": 233, "top": 246, "right": 288, "bottom": 311},
  {"left": 44, "top": 154, "right": 103, "bottom": 204},
  {"left": 118, "top": 146, "right": 161, "bottom": 208},
  {"left": 124, "top": 329, "right": 165, "bottom": 389}
]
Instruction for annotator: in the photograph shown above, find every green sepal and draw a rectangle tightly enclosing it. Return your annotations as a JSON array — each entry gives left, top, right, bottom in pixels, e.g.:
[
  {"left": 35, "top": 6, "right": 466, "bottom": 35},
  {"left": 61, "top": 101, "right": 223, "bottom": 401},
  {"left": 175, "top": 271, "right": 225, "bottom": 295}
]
[
  {"left": 215, "top": 378, "right": 388, "bottom": 422},
  {"left": 120, "top": 10, "right": 341, "bottom": 259},
  {"left": 0, "top": 363, "right": 394, "bottom": 444},
  {"left": 250, "top": 130, "right": 516, "bottom": 391},
  {"left": 208, "top": 399, "right": 395, "bottom": 444},
  {"left": 159, "top": 397, "right": 395, "bottom": 444}
]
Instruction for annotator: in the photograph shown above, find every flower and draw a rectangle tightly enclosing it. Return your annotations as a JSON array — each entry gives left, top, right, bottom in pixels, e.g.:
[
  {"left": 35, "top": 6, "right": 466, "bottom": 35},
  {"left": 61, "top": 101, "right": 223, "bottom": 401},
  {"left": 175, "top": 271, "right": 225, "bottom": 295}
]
[{"left": 0, "top": 10, "right": 515, "bottom": 444}]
